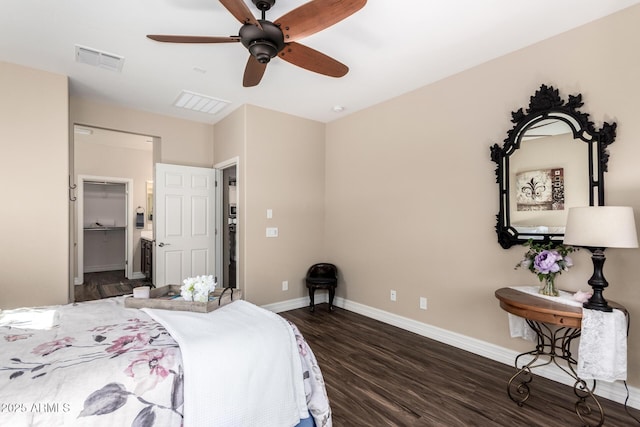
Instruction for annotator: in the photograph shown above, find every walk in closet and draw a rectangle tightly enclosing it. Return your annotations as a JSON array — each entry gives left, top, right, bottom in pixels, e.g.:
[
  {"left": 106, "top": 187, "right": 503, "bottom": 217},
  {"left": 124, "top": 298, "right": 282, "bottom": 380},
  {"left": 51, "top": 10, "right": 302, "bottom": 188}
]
[{"left": 83, "top": 181, "right": 127, "bottom": 273}]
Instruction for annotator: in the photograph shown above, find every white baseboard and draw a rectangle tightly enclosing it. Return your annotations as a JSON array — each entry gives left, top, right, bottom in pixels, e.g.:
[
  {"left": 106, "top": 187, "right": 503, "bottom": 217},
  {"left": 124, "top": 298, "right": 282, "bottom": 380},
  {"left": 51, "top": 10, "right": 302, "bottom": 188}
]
[
  {"left": 130, "top": 271, "right": 146, "bottom": 280},
  {"left": 264, "top": 295, "right": 640, "bottom": 410},
  {"left": 84, "top": 263, "right": 125, "bottom": 273},
  {"left": 262, "top": 296, "right": 316, "bottom": 313}
]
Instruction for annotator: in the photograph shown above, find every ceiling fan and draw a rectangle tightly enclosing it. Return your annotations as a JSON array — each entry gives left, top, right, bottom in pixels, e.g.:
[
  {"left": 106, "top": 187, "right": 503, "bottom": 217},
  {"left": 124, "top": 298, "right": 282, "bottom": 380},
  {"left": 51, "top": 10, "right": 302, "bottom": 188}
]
[{"left": 147, "top": 0, "right": 367, "bottom": 87}]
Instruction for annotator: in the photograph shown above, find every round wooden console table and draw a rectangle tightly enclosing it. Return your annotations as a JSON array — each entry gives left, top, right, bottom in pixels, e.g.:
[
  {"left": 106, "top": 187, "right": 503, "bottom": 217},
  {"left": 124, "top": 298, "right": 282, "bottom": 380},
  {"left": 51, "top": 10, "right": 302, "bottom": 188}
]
[{"left": 495, "top": 287, "right": 627, "bottom": 427}]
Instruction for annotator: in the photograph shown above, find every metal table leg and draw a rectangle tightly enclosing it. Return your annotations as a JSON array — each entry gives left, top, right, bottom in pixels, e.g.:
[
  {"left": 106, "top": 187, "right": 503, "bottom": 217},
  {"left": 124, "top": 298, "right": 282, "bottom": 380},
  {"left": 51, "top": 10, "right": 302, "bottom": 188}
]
[{"left": 507, "top": 320, "right": 604, "bottom": 426}]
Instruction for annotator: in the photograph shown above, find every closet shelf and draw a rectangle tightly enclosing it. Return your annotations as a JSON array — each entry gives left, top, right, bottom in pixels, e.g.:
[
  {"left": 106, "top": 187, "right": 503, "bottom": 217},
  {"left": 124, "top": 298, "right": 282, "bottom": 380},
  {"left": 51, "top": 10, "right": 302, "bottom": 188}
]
[{"left": 84, "top": 227, "right": 126, "bottom": 231}]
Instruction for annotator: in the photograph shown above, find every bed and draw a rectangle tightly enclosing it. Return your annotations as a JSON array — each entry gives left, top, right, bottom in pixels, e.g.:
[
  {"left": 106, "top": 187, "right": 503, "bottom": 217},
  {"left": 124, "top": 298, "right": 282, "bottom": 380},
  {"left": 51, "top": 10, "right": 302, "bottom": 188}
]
[{"left": 0, "top": 296, "right": 331, "bottom": 427}]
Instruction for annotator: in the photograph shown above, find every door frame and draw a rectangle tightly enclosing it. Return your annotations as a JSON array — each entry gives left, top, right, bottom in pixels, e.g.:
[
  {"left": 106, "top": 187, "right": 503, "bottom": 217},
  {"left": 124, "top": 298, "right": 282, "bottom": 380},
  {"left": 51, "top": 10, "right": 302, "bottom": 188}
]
[
  {"left": 214, "top": 157, "right": 240, "bottom": 289},
  {"left": 76, "top": 175, "right": 134, "bottom": 284}
]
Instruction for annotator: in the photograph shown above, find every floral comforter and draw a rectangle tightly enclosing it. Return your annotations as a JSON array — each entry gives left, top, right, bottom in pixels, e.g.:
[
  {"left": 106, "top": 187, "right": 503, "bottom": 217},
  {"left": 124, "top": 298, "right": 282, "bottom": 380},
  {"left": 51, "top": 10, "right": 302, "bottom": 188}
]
[{"left": 0, "top": 297, "right": 331, "bottom": 427}]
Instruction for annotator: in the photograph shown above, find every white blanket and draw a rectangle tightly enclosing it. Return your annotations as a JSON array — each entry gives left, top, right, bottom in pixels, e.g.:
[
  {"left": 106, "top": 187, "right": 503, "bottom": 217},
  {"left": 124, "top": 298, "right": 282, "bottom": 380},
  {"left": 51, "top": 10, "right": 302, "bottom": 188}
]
[{"left": 143, "top": 300, "right": 308, "bottom": 427}]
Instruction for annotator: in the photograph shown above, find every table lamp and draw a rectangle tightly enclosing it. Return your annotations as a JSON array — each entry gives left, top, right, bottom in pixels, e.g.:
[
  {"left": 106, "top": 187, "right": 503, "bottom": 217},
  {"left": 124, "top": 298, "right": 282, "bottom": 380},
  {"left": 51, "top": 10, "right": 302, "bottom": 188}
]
[{"left": 563, "top": 206, "right": 638, "bottom": 312}]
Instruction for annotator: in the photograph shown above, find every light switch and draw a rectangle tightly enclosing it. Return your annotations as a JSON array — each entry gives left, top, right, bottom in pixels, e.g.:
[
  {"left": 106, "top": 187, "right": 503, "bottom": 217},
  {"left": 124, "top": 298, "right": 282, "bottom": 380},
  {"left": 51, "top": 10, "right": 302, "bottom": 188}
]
[
  {"left": 267, "top": 209, "right": 273, "bottom": 219},
  {"left": 266, "top": 227, "right": 278, "bottom": 237}
]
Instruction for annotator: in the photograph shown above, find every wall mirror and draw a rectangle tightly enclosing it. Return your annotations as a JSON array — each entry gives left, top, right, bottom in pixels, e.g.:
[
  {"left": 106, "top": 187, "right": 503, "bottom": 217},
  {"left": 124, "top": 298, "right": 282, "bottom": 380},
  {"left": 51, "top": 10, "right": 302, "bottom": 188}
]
[
  {"left": 490, "top": 84, "right": 617, "bottom": 249},
  {"left": 146, "top": 180, "right": 153, "bottom": 222}
]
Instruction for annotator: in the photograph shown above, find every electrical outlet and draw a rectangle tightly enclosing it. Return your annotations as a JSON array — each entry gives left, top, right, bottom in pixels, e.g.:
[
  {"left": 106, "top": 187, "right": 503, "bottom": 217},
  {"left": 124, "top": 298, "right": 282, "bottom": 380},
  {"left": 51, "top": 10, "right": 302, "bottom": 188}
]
[
  {"left": 282, "top": 280, "right": 288, "bottom": 291},
  {"left": 420, "top": 297, "right": 427, "bottom": 310},
  {"left": 390, "top": 290, "right": 397, "bottom": 301}
]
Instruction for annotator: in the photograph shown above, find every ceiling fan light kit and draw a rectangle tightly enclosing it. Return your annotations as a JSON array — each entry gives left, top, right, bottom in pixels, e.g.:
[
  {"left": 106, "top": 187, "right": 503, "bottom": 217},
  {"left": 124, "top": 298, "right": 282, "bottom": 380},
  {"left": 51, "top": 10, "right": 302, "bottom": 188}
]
[
  {"left": 241, "top": 21, "right": 285, "bottom": 64},
  {"left": 147, "top": 0, "right": 367, "bottom": 87}
]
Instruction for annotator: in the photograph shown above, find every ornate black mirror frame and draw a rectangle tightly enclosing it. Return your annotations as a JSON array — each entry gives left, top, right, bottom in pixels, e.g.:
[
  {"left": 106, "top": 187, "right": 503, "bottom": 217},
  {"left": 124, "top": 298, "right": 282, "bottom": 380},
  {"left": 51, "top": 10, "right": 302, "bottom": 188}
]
[{"left": 490, "top": 84, "right": 616, "bottom": 249}]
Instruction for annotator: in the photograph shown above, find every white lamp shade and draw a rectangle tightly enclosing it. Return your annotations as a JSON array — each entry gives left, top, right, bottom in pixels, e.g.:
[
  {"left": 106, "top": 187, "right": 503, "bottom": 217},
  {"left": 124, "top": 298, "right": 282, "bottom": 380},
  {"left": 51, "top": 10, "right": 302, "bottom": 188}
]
[{"left": 563, "top": 206, "right": 639, "bottom": 248}]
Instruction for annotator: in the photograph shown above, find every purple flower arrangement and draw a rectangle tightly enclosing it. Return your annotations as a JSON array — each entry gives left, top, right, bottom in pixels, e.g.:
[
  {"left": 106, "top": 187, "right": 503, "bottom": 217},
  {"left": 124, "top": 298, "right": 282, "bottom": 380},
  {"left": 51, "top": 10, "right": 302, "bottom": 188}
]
[{"left": 515, "top": 239, "right": 576, "bottom": 296}]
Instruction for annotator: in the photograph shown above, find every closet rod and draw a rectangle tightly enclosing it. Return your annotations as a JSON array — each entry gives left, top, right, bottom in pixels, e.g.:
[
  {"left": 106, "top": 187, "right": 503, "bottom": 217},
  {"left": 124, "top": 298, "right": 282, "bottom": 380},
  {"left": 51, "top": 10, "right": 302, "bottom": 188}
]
[{"left": 84, "top": 181, "right": 126, "bottom": 186}]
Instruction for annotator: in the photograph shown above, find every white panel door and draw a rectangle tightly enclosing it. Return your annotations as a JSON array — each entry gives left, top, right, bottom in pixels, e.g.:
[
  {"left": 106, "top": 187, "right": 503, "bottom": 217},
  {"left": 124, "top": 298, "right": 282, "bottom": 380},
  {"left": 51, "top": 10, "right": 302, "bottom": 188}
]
[{"left": 155, "top": 163, "right": 216, "bottom": 286}]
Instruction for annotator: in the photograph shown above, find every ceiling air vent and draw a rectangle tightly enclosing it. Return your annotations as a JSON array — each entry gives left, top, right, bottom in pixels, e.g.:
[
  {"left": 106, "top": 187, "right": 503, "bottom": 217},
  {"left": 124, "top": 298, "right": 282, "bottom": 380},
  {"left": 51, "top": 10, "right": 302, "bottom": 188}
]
[
  {"left": 173, "top": 90, "right": 230, "bottom": 115},
  {"left": 75, "top": 44, "right": 125, "bottom": 72}
]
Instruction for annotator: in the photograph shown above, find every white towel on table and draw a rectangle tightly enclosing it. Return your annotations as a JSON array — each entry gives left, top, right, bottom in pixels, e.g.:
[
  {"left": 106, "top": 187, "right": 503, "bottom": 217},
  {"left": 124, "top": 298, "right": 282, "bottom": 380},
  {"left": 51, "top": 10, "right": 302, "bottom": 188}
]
[
  {"left": 508, "top": 313, "right": 536, "bottom": 341},
  {"left": 577, "top": 308, "right": 627, "bottom": 382},
  {"left": 507, "top": 286, "right": 582, "bottom": 342}
]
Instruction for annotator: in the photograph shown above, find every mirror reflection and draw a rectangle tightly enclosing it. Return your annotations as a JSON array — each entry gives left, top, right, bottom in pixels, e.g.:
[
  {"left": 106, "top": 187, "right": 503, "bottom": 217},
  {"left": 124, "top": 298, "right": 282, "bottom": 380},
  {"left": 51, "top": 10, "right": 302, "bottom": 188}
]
[
  {"left": 146, "top": 180, "right": 153, "bottom": 221},
  {"left": 510, "top": 118, "right": 589, "bottom": 237}
]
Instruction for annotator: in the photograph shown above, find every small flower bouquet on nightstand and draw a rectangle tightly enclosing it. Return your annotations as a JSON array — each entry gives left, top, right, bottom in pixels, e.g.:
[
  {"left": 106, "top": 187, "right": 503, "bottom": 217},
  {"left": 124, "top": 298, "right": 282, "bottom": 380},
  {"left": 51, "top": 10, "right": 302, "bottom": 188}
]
[{"left": 515, "top": 239, "right": 576, "bottom": 296}]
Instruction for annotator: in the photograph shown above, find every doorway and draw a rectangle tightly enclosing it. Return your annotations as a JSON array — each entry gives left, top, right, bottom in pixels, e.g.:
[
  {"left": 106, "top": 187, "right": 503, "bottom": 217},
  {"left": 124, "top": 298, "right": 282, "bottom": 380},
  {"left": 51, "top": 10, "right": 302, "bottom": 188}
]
[
  {"left": 224, "top": 166, "right": 237, "bottom": 287},
  {"left": 76, "top": 175, "right": 134, "bottom": 283},
  {"left": 72, "top": 125, "right": 155, "bottom": 290},
  {"left": 215, "top": 158, "right": 239, "bottom": 289}
]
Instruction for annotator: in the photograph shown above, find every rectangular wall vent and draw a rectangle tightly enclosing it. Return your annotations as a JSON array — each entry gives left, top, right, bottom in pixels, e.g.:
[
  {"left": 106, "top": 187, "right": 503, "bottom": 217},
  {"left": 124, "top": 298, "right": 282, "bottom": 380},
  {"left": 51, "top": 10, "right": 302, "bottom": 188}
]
[
  {"left": 173, "top": 90, "right": 230, "bottom": 115},
  {"left": 75, "top": 44, "right": 125, "bottom": 72}
]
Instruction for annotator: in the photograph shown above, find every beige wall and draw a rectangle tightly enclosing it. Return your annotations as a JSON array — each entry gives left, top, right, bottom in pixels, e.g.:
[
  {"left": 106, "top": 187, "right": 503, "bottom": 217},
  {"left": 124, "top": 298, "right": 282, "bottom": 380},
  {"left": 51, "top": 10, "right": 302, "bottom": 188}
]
[
  {"left": 213, "top": 105, "right": 326, "bottom": 305},
  {"left": 0, "top": 62, "right": 69, "bottom": 308},
  {"left": 214, "top": 106, "right": 245, "bottom": 163},
  {"left": 243, "top": 105, "right": 326, "bottom": 305},
  {"left": 325, "top": 5, "right": 640, "bottom": 387},
  {"left": 74, "top": 129, "right": 153, "bottom": 281},
  {"left": 70, "top": 97, "right": 214, "bottom": 168}
]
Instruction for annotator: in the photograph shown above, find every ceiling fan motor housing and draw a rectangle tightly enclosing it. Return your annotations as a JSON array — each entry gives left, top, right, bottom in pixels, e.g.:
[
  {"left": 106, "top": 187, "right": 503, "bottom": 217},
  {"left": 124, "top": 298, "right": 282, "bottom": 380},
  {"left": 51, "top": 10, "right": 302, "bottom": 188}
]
[
  {"left": 240, "top": 20, "right": 285, "bottom": 63},
  {"left": 252, "top": 0, "right": 276, "bottom": 11}
]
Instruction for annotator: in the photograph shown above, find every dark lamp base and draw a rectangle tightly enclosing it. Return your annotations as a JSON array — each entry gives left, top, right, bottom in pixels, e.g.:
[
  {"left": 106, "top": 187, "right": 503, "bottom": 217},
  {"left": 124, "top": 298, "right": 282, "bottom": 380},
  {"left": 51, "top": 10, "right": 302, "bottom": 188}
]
[
  {"left": 583, "top": 248, "right": 613, "bottom": 312},
  {"left": 583, "top": 298, "right": 613, "bottom": 312}
]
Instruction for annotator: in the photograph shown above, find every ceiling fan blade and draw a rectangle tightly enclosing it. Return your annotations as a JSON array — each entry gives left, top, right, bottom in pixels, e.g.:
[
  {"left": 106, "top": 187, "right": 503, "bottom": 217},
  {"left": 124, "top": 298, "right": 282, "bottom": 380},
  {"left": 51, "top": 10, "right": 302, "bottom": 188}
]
[
  {"left": 243, "top": 55, "right": 268, "bottom": 87},
  {"left": 278, "top": 42, "right": 348, "bottom": 77},
  {"left": 219, "top": 0, "right": 262, "bottom": 29},
  {"left": 275, "top": 0, "right": 366, "bottom": 42},
  {"left": 147, "top": 35, "right": 241, "bottom": 43}
]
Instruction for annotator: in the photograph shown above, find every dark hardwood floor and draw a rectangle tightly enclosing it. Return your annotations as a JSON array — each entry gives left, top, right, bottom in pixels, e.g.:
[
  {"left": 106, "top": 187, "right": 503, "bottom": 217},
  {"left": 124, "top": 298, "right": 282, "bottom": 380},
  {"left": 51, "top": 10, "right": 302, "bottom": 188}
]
[
  {"left": 281, "top": 304, "right": 640, "bottom": 427},
  {"left": 74, "top": 270, "right": 151, "bottom": 302}
]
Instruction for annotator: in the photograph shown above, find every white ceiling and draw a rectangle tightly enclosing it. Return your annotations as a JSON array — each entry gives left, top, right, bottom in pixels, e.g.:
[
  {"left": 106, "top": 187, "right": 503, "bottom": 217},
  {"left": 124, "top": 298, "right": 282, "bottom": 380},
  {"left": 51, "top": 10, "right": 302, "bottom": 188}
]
[{"left": 2, "top": 0, "right": 639, "bottom": 125}]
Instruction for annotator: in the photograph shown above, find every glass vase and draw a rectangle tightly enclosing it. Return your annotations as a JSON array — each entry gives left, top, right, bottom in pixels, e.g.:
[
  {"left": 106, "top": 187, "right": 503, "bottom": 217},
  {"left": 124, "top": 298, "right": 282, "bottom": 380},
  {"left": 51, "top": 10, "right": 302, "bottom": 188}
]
[{"left": 539, "top": 276, "right": 559, "bottom": 296}]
